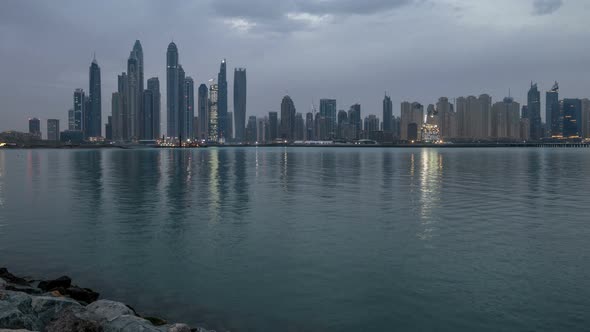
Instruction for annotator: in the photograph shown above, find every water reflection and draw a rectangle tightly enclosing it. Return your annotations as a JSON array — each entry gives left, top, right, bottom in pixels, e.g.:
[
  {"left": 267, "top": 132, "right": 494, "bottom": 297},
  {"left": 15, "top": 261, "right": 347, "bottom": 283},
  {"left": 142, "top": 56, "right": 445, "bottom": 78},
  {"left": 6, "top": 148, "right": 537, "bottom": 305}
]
[
  {"left": 166, "top": 150, "right": 193, "bottom": 225},
  {"left": 0, "top": 151, "right": 4, "bottom": 209},
  {"left": 417, "top": 149, "right": 443, "bottom": 242},
  {"left": 232, "top": 149, "right": 250, "bottom": 220},
  {"left": 72, "top": 151, "right": 104, "bottom": 222}
]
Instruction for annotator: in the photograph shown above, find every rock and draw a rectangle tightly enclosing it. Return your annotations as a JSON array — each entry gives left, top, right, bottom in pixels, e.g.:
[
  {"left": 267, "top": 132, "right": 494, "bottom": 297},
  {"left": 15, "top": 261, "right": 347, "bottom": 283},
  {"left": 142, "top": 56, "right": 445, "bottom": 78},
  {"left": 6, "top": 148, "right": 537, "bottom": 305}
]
[
  {"left": 86, "top": 300, "right": 135, "bottom": 322},
  {"left": 0, "top": 279, "right": 6, "bottom": 290},
  {"left": 45, "top": 309, "right": 103, "bottom": 332},
  {"left": 0, "top": 269, "right": 29, "bottom": 286},
  {"left": 144, "top": 316, "right": 167, "bottom": 326},
  {"left": 0, "top": 329, "right": 38, "bottom": 332},
  {"left": 101, "top": 315, "right": 165, "bottom": 332},
  {"left": 167, "top": 323, "right": 191, "bottom": 332},
  {"left": 0, "top": 291, "right": 39, "bottom": 330},
  {"left": 65, "top": 286, "right": 99, "bottom": 304},
  {"left": 37, "top": 276, "right": 71, "bottom": 292},
  {"left": 30, "top": 295, "right": 82, "bottom": 326}
]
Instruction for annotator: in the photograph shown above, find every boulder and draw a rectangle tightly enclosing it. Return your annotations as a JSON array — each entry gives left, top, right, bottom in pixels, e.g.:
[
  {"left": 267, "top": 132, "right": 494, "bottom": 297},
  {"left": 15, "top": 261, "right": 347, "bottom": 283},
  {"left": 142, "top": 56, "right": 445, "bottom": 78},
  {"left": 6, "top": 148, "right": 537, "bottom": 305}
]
[
  {"left": 45, "top": 309, "right": 102, "bottom": 332},
  {"left": 101, "top": 315, "right": 165, "bottom": 332},
  {"left": 144, "top": 316, "right": 167, "bottom": 326},
  {"left": 37, "top": 277, "right": 71, "bottom": 292},
  {"left": 0, "top": 269, "right": 28, "bottom": 286},
  {"left": 167, "top": 323, "right": 191, "bottom": 332},
  {"left": 65, "top": 287, "right": 99, "bottom": 304},
  {"left": 0, "top": 291, "right": 39, "bottom": 330},
  {"left": 86, "top": 300, "right": 135, "bottom": 322},
  {"left": 30, "top": 295, "right": 82, "bottom": 325},
  {"left": 0, "top": 279, "right": 6, "bottom": 290},
  {"left": 3, "top": 286, "right": 41, "bottom": 296},
  {"left": 0, "top": 329, "right": 38, "bottom": 332}
]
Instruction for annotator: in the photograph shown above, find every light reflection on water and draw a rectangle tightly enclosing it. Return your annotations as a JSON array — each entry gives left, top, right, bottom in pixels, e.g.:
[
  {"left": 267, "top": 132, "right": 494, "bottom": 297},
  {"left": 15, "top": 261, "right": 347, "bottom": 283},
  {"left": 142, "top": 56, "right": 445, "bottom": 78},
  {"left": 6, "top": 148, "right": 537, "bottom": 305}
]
[{"left": 1, "top": 147, "right": 590, "bottom": 332}]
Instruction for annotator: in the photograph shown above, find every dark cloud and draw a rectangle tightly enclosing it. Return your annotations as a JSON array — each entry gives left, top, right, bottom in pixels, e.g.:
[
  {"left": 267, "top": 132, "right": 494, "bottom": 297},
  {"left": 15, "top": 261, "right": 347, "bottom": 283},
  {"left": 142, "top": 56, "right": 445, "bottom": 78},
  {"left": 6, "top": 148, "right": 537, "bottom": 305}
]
[{"left": 532, "top": 0, "right": 563, "bottom": 15}]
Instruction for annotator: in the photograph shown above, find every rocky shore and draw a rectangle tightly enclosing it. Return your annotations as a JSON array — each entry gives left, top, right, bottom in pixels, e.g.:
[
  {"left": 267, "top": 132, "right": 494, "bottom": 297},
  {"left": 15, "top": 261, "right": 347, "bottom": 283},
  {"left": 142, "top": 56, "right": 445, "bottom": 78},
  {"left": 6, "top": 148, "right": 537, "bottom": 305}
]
[{"left": 0, "top": 268, "right": 213, "bottom": 332}]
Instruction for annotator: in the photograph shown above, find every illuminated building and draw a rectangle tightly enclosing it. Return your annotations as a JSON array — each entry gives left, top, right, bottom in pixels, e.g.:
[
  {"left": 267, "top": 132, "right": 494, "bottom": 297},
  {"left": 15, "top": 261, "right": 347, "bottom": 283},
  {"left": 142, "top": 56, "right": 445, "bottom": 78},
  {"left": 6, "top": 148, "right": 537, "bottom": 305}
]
[
  {"left": 562, "top": 99, "right": 582, "bottom": 139},
  {"left": 401, "top": 101, "right": 424, "bottom": 141},
  {"left": 546, "top": 82, "right": 560, "bottom": 137},
  {"left": 198, "top": 84, "right": 208, "bottom": 140},
  {"left": 208, "top": 84, "right": 219, "bottom": 142},
  {"left": 421, "top": 123, "right": 440, "bottom": 143}
]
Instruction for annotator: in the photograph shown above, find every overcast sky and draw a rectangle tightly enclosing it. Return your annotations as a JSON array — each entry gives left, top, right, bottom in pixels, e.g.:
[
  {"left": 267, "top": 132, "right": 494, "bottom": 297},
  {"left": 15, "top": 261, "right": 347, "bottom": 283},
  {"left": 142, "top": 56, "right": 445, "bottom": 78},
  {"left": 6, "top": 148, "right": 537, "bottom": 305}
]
[{"left": 1, "top": 0, "right": 589, "bottom": 133}]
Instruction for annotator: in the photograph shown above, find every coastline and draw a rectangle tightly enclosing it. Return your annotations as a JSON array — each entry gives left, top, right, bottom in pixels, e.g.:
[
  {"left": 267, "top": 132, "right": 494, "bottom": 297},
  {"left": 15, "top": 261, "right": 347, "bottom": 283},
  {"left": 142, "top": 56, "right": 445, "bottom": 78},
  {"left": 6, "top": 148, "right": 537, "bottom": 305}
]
[{"left": 0, "top": 268, "right": 212, "bottom": 332}]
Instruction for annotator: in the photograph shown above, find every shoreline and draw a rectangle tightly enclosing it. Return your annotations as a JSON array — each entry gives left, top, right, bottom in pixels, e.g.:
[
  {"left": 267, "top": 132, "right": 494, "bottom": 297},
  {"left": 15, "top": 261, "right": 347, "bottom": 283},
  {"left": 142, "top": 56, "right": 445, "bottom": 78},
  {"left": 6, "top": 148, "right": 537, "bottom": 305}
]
[{"left": 0, "top": 267, "right": 212, "bottom": 332}]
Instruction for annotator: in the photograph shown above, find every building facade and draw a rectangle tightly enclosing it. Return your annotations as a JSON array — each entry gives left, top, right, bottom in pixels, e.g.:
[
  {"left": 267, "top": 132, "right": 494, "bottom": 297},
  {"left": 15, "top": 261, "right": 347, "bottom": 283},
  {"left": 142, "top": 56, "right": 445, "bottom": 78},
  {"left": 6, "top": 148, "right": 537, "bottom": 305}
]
[{"left": 233, "top": 68, "right": 247, "bottom": 142}]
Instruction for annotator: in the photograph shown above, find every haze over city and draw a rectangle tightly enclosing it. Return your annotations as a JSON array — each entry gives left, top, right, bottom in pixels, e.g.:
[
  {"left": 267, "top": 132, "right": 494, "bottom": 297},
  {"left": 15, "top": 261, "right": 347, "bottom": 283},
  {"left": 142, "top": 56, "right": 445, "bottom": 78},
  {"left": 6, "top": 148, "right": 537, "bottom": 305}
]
[{"left": 1, "top": 0, "right": 589, "bottom": 133}]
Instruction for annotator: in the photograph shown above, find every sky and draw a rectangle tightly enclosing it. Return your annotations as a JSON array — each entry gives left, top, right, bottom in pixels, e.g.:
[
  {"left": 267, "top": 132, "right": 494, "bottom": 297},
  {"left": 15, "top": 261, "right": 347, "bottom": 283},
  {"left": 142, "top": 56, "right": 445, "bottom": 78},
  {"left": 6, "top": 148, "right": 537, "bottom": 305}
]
[{"left": 1, "top": 0, "right": 589, "bottom": 134}]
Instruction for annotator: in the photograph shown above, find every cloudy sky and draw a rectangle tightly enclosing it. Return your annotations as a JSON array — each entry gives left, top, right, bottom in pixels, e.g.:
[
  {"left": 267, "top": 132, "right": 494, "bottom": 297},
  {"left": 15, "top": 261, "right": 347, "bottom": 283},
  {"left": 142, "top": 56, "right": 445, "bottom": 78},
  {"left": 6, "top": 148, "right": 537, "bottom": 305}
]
[{"left": 1, "top": 0, "right": 588, "bottom": 134}]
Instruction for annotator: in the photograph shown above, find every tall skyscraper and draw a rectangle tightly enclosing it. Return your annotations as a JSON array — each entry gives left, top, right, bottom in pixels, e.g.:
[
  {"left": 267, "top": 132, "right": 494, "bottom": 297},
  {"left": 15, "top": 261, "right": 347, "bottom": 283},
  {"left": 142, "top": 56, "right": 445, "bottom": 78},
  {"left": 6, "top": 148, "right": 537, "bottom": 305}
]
[
  {"left": 218, "top": 59, "right": 228, "bottom": 141},
  {"left": 73, "top": 89, "right": 85, "bottom": 132},
  {"left": 127, "top": 52, "right": 140, "bottom": 140},
  {"left": 305, "top": 112, "right": 314, "bottom": 140},
  {"left": 208, "top": 84, "right": 219, "bottom": 141},
  {"left": 269, "top": 111, "right": 278, "bottom": 141},
  {"left": 147, "top": 77, "right": 161, "bottom": 139},
  {"left": 581, "top": 99, "right": 590, "bottom": 139},
  {"left": 177, "top": 65, "right": 186, "bottom": 140},
  {"left": 88, "top": 56, "right": 101, "bottom": 138},
  {"left": 246, "top": 115, "right": 257, "bottom": 143},
  {"left": 491, "top": 97, "right": 521, "bottom": 140},
  {"left": 348, "top": 104, "right": 362, "bottom": 140},
  {"left": 198, "top": 84, "right": 208, "bottom": 140},
  {"left": 111, "top": 92, "right": 122, "bottom": 140},
  {"left": 227, "top": 112, "right": 233, "bottom": 140},
  {"left": 337, "top": 110, "right": 348, "bottom": 139},
  {"left": 383, "top": 94, "right": 393, "bottom": 132},
  {"left": 166, "top": 42, "right": 180, "bottom": 138},
  {"left": 319, "top": 99, "right": 337, "bottom": 139},
  {"left": 233, "top": 68, "right": 247, "bottom": 142},
  {"left": 184, "top": 77, "right": 194, "bottom": 139},
  {"left": 527, "top": 82, "right": 542, "bottom": 140},
  {"left": 546, "top": 81, "right": 560, "bottom": 137},
  {"left": 294, "top": 113, "right": 305, "bottom": 140},
  {"left": 105, "top": 116, "right": 112, "bottom": 141},
  {"left": 47, "top": 119, "right": 59, "bottom": 141},
  {"left": 280, "top": 96, "right": 296, "bottom": 140},
  {"left": 562, "top": 99, "right": 582, "bottom": 139},
  {"left": 28, "top": 118, "right": 41, "bottom": 138},
  {"left": 436, "top": 97, "right": 456, "bottom": 140}
]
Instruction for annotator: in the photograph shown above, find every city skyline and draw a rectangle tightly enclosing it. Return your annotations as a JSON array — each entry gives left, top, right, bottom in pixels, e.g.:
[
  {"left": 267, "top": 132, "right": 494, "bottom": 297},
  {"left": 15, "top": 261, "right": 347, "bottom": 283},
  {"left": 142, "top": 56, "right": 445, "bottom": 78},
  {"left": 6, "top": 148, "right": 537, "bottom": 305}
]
[{"left": 2, "top": 0, "right": 590, "bottom": 133}]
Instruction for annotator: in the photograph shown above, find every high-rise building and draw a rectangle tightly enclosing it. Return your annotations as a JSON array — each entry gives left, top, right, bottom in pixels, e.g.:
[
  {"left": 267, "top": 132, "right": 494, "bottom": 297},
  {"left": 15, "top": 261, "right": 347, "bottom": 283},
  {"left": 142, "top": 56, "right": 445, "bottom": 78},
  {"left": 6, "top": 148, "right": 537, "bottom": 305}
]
[
  {"left": 562, "top": 99, "right": 582, "bottom": 139},
  {"left": 479, "top": 94, "right": 492, "bottom": 139},
  {"left": 337, "top": 110, "right": 348, "bottom": 139},
  {"left": 546, "top": 82, "right": 560, "bottom": 137},
  {"left": 177, "top": 65, "right": 186, "bottom": 140},
  {"left": 208, "top": 84, "right": 219, "bottom": 141},
  {"left": 436, "top": 97, "right": 456, "bottom": 140},
  {"left": 73, "top": 89, "right": 85, "bottom": 132},
  {"left": 28, "top": 118, "right": 41, "bottom": 139},
  {"left": 305, "top": 112, "right": 314, "bottom": 140},
  {"left": 147, "top": 77, "right": 161, "bottom": 139},
  {"left": 217, "top": 59, "right": 228, "bottom": 141},
  {"left": 47, "top": 119, "right": 59, "bottom": 141},
  {"left": 527, "top": 82, "right": 542, "bottom": 140},
  {"left": 456, "top": 95, "right": 488, "bottom": 139},
  {"left": 193, "top": 117, "right": 199, "bottom": 139},
  {"left": 132, "top": 41, "right": 144, "bottom": 126},
  {"left": 257, "top": 117, "right": 268, "bottom": 143},
  {"left": 348, "top": 104, "right": 362, "bottom": 140},
  {"left": 581, "top": 99, "right": 590, "bottom": 139},
  {"left": 166, "top": 42, "right": 180, "bottom": 138},
  {"left": 401, "top": 102, "right": 424, "bottom": 141},
  {"left": 319, "top": 99, "right": 337, "bottom": 139},
  {"left": 111, "top": 92, "right": 122, "bottom": 140},
  {"left": 142, "top": 89, "right": 154, "bottom": 139},
  {"left": 183, "top": 77, "right": 194, "bottom": 139},
  {"left": 269, "top": 111, "right": 278, "bottom": 141},
  {"left": 88, "top": 56, "right": 101, "bottom": 138},
  {"left": 294, "top": 113, "right": 305, "bottom": 140},
  {"left": 234, "top": 68, "right": 247, "bottom": 142},
  {"left": 198, "top": 84, "right": 208, "bottom": 140},
  {"left": 364, "top": 115, "right": 380, "bottom": 133},
  {"left": 491, "top": 97, "right": 521, "bottom": 140},
  {"left": 127, "top": 52, "right": 140, "bottom": 140},
  {"left": 246, "top": 115, "right": 257, "bottom": 143},
  {"left": 383, "top": 94, "right": 393, "bottom": 132},
  {"left": 280, "top": 96, "right": 296, "bottom": 140}
]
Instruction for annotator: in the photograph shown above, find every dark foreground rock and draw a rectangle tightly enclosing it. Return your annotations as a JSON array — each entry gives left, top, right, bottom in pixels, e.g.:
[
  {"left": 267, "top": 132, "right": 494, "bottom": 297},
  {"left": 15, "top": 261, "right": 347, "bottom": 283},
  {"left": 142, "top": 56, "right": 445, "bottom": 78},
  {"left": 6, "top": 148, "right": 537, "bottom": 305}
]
[{"left": 0, "top": 268, "right": 215, "bottom": 332}]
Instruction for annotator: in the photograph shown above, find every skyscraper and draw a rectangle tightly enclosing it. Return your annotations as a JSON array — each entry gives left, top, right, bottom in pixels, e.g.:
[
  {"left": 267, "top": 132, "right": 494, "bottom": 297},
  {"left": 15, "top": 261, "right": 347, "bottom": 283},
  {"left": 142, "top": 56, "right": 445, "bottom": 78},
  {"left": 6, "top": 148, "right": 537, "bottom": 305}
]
[
  {"left": 233, "top": 68, "right": 247, "bottom": 142},
  {"left": 166, "top": 42, "right": 180, "bottom": 138},
  {"left": 47, "top": 119, "right": 59, "bottom": 141},
  {"left": 436, "top": 97, "right": 456, "bottom": 140},
  {"left": 28, "top": 118, "right": 41, "bottom": 139},
  {"left": 491, "top": 97, "right": 520, "bottom": 140},
  {"left": 88, "top": 56, "right": 101, "bottom": 138},
  {"left": 218, "top": 59, "right": 228, "bottom": 141},
  {"left": 177, "top": 65, "right": 186, "bottom": 140},
  {"left": 208, "top": 84, "right": 219, "bottom": 141},
  {"left": 562, "top": 99, "right": 582, "bottom": 139},
  {"left": 111, "top": 92, "right": 122, "bottom": 140},
  {"left": 401, "top": 102, "right": 424, "bottom": 141},
  {"left": 581, "top": 99, "right": 590, "bottom": 139},
  {"left": 527, "top": 82, "right": 542, "bottom": 140},
  {"left": 184, "top": 77, "right": 194, "bottom": 139},
  {"left": 246, "top": 116, "right": 257, "bottom": 143},
  {"left": 68, "top": 109, "right": 75, "bottom": 130},
  {"left": 269, "top": 111, "right": 278, "bottom": 141},
  {"left": 73, "top": 89, "right": 85, "bottom": 132},
  {"left": 348, "top": 104, "right": 362, "bottom": 140},
  {"left": 383, "top": 94, "right": 393, "bottom": 132},
  {"left": 319, "top": 99, "right": 337, "bottom": 139},
  {"left": 127, "top": 52, "right": 140, "bottom": 140},
  {"left": 305, "top": 112, "right": 314, "bottom": 140},
  {"left": 105, "top": 116, "right": 112, "bottom": 141},
  {"left": 198, "top": 84, "right": 208, "bottom": 140},
  {"left": 294, "top": 113, "right": 305, "bottom": 140},
  {"left": 147, "top": 77, "right": 161, "bottom": 139},
  {"left": 546, "top": 82, "right": 560, "bottom": 137},
  {"left": 227, "top": 112, "right": 233, "bottom": 140},
  {"left": 280, "top": 96, "right": 296, "bottom": 140}
]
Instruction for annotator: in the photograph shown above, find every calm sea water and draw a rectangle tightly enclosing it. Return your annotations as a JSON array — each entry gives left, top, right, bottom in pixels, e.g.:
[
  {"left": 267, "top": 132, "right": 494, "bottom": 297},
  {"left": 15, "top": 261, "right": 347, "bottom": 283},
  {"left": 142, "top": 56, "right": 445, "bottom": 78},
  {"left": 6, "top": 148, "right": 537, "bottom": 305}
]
[{"left": 1, "top": 147, "right": 589, "bottom": 331}]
